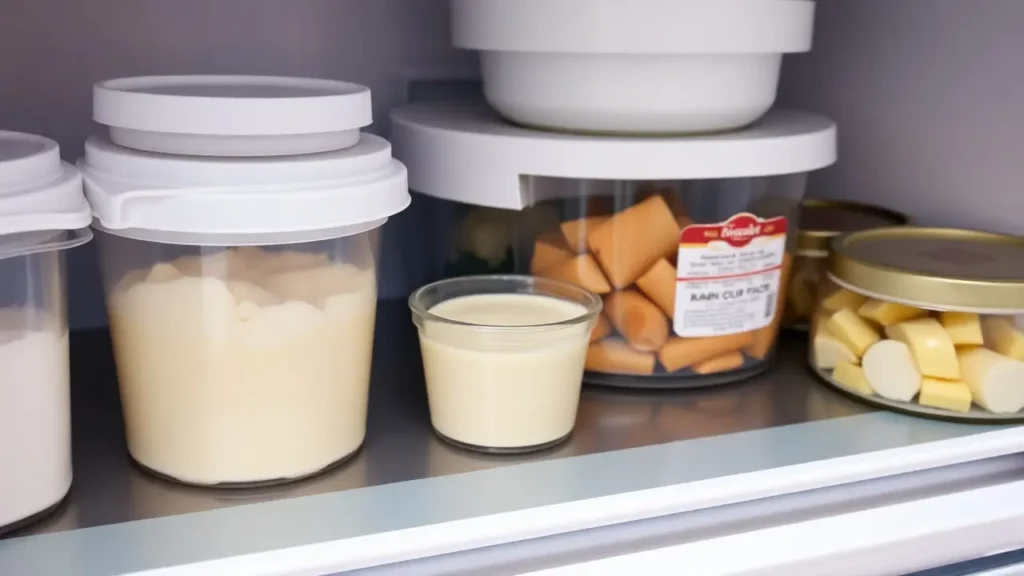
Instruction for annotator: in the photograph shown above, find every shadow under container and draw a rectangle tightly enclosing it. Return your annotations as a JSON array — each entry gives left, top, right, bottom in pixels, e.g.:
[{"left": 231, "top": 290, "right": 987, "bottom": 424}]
[
  {"left": 810, "top": 227, "right": 1024, "bottom": 422},
  {"left": 410, "top": 275, "right": 600, "bottom": 454},
  {"left": 782, "top": 199, "right": 909, "bottom": 331}
]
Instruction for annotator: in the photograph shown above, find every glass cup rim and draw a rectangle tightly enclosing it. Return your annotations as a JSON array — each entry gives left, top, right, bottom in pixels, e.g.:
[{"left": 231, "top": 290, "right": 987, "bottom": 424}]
[{"left": 408, "top": 274, "right": 603, "bottom": 332}]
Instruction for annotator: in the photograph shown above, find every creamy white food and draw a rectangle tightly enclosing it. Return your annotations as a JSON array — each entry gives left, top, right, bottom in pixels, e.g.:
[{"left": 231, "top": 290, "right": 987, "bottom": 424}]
[
  {"left": 418, "top": 293, "right": 590, "bottom": 450},
  {"left": 0, "top": 310, "right": 71, "bottom": 528},
  {"left": 107, "top": 248, "right": 376, "bottom": 485}
]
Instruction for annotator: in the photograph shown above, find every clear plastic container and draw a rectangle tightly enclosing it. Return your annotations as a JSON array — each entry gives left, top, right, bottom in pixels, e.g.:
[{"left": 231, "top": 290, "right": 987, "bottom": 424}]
[
  {"left": 0, "top": 129, "right": 92, "bottom": 534},
  {"left": 782, "top": 199, "right": 908, "bottom": 331},
  {"left": 519, "top": 176, "right": 805, "bottom": 389},
  {"left": 409, "top": 275, "right": 600, "bottom": 453},
  {"left": 82, "top": 75, "right": 409, "bottom": 486},
  {"left": 0, "top": 234, "right": 80, "bottom": 534},
  {"left": 95, "top": 230, "right": 379, "bottom": 485},
  {"left": 391, "top": 103, "right": 836, "bottom": 389},
  {"left": 810, "top": 227, "right": 1024, "bottom": 422}
]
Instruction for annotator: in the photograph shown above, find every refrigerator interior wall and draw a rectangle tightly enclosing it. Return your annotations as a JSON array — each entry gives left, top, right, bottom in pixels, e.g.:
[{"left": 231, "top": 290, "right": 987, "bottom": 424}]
[
  {"left": 1, "top": 0, "right": 1022, "bottom": 328},
  {"left": 0, "top": 0, "right": 472, "bottom": 329},
  {"left": 781, "top": 0, "right": 1024, "bottom": 235}
]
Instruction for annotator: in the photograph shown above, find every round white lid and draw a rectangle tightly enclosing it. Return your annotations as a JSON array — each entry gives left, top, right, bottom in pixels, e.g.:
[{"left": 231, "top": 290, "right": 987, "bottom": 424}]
[
  {"left": 452, "top": 0, "right": 815, "bottom": 54},
  {"left": 390, "top": 103, "right": 836, "bottom": 210},
  {"left": 0, "top": 131, "right": 92, "bottom": 237},
  {"left": 81, "top": 133, "right": 410, "bottom": 245},
  {"left": 94, "top": 76, "right": 373, "bottom": 157}
]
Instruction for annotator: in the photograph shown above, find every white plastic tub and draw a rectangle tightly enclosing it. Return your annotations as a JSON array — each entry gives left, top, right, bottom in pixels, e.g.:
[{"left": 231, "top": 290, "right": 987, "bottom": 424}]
[
  {"left": 82, "top": 76, "right": 409, "bottom": 486},
  {"left": 0, "top": 132, "right": 92, "bottom": 533},
  {"left": 451, "top": 0, "right": 815, "bottom": 134}
]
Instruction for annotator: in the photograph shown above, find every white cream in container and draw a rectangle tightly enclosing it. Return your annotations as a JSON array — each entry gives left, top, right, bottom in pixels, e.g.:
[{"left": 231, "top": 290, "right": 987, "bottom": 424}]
[
  {"left": 82, "top": 75, "right": 410, "bottom": 486},
  {"left": 410, "top": 275, "right": 601, "bottom": 453}
]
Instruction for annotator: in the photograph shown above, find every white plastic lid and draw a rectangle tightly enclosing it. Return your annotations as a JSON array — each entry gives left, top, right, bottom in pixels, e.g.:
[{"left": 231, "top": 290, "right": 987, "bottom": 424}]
[
  {"left": 390, "top": 103, "right": 836, "bottom": 210},
  {"left": 94, "top": 76, "right": 373, "bottom": 157},
  {"left": 81, "top": 133, "right": 410, "bottom": 246},
  {"left": 452, "top": 0, "right": 815, "bottom": 54},
  {"left": 0, "top": 131, "right": 92, "bottom": 237}
]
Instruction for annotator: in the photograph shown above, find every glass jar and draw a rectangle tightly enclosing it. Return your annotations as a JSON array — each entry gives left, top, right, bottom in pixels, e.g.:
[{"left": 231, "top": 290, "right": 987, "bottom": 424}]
[
  {"left": 783, "top": 199, "right": 909, "bottom": 331},
  {"left": 410, "top": 275, "right": 600, "bottom": 453},
  {"left": 810, "top": 227, "right": 1024, "bottom": 422}
]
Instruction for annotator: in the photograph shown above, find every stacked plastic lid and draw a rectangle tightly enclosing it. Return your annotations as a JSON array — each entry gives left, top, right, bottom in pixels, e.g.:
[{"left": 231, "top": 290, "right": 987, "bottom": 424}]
[
  {"left": 451, "top": 0, "right": 816, "bottom": 135},
  {"left": 0, "top": 131, "right": 92, "bottom": 258},
  {"left": 81, "top": 75, "right": 410, "bottom": 245}
]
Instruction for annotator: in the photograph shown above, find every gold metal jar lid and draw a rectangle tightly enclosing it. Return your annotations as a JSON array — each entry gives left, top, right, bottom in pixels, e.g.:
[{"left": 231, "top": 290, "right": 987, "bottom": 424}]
[
  {"left": 798, "top": 199, "right": 909, "bottom": 255},
  {"left": 829, "top": 227, "right": 1024, "bottom": 312}
]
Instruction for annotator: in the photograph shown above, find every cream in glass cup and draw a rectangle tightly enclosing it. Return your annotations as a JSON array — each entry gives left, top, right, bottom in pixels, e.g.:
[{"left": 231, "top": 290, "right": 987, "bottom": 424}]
[{"left": 410, "top": 275, "right": 601, "bottom": 453}]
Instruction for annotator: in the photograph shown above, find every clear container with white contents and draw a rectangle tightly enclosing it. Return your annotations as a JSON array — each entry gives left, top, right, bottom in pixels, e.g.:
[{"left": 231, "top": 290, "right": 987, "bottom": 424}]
[
  {"left": 82, "top": 75, "right": 409, "bottom": 485},
  {"left": 0, "top": 131, "right": 92, "bottom": 534},
  {"left": 410, "top": 275, "right": 601, "bottom": 453},
  {"left": 95, "top": 232, "right": 378, "bottom": 485},
  {"left": 809, "top": 227, "right": 1024, "bottom": 422}
]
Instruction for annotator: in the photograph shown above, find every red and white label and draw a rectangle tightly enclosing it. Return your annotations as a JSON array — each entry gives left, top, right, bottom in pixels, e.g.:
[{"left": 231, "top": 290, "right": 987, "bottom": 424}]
[{"left": 674, "top": 213, "right": 787, "bottom": 337}]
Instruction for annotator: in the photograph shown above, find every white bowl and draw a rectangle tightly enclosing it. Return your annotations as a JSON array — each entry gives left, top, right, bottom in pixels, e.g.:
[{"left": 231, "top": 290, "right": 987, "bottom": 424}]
[{"left": 452, "top": 0, "right": 816, "bottom": 135}]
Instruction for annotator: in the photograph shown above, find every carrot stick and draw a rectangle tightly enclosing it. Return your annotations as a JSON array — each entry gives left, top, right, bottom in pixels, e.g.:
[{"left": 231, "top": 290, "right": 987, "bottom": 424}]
[
  {"left": 604, "top": 290, "right": 669, "bottom": 352},
  {"left": 560, "top": 216, "right": 608, "bottom": 253},
  {"left": 586, "top": 339, "right": 656, "bottom": 375},
  {"left": 530, "top": 232, "right": 574, "bottom": 274},
  {"left": 590, "top": 314, "right": 613, "bottom": 343},
  {"left": 540, "top": 254, "right": 612, "bottom": 295},
  {"left": 587, "top": 195, "right": 681, "bottom": 289},
  {"left": 657, "top": 332, "right": 755, "bottom": 372},
  {"left": 635, "top": 258, "right": 676, "bottom": 317},
  {"left": 693, "top": 351, "right": 746, "bottom": 374}
]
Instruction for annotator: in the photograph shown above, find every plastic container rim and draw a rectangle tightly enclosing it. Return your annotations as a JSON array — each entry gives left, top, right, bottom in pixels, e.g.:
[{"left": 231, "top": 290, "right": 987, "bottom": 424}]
[{"left": 409, "top": 274, "right": 602, "bottom": 332}]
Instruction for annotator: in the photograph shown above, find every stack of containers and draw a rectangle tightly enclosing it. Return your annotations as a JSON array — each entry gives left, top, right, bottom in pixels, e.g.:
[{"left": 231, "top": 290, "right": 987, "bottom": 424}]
[
  {"left": 0, "top": 131, "right": 92, "bottom": 532},
  {"left": 392, "top": 0, "right": 837, "bottom": 392},
  {"left": 80, "top": 76, "right": 409, "bottom": 486}
]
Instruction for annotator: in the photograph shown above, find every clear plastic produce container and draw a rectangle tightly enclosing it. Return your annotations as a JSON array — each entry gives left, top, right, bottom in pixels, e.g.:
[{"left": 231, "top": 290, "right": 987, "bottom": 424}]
[
  {"left": 82, "top": 75, "right": 409, "bottom": 486},
  {"left": 391, "top": 104, "right": 837, "bottom": 390},
  {"left": 783, "top": 199, "right": 909, "bottom": 331},
  {"left": 522, "top": 179, "right": 802, "bottom": 388},
  {"left": 410, "top": 275, "right": 600, "bottom": 453},
  {"left": 0, "top": 131, "right": 91, "bottom": 533},
  {"left": 810, "top": 227, "right": 1024, "bottom": 422}
]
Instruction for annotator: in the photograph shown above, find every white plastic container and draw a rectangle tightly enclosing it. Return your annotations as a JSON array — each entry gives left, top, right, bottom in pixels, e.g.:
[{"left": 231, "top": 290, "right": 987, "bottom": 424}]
[
  {"left": 391, "top": 103, "right": 836, "bottom": 389},
  {"left": 82, "top": 76, "right": 409, "bottom": 486},
  {"left": 0, "top": 131, "right": 92, "bottom": 533},
  {"left": 451, "top": 0, "right": 815, "bottom": 134}
]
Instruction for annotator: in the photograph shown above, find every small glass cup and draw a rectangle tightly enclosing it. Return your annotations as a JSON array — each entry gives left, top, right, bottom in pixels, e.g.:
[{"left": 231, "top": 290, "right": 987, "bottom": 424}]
[{"left": 410, "top": 275, "right": 601, "bottom": 453}]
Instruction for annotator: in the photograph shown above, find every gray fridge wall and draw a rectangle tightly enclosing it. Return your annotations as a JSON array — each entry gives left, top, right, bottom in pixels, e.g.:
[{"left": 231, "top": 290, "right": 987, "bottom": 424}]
[{"left": 0, "top": 0, "right": 1020, "bottom": 329}]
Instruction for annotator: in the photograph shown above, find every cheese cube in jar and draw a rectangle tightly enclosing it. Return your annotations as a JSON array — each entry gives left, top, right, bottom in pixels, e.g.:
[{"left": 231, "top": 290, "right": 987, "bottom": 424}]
[{"left": 809, "top": 227, "right": 1024, "bottom": 421}]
